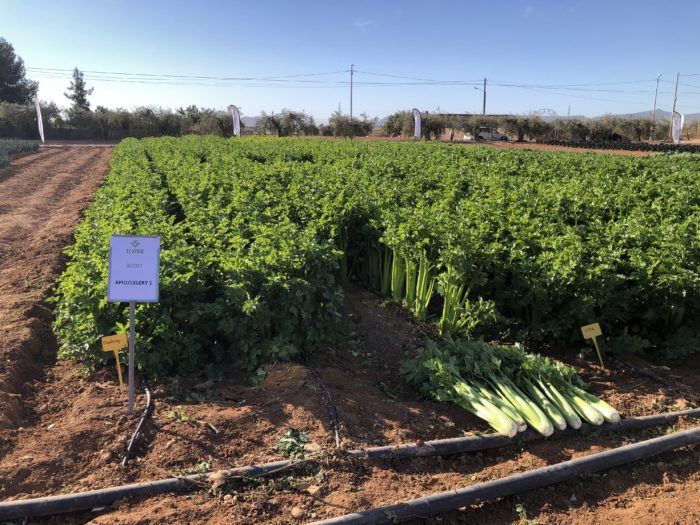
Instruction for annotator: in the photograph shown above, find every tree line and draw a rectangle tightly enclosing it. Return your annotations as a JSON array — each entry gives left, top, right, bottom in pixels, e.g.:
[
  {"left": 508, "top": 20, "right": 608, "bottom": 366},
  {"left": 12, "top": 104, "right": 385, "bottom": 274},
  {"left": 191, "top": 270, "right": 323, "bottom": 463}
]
[
  {"left": 0, "top": 101, "right": 381, "bottom": 140},
  {"left": 381, "top": 110, "right": 699, "bottom": 142},
  {"left": 2, "top": 35, "right": 698, "bottom": 143},
  {"left": 0, "top": 36, "right": 377, "bottom": 140}
]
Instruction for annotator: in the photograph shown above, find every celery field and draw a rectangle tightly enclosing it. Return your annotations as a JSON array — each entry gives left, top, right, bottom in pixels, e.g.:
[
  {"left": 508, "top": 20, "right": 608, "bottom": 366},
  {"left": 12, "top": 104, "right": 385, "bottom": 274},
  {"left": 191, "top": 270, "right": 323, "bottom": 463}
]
[{"left": 53, "top": 137, "right": 700, "bottom": 378}]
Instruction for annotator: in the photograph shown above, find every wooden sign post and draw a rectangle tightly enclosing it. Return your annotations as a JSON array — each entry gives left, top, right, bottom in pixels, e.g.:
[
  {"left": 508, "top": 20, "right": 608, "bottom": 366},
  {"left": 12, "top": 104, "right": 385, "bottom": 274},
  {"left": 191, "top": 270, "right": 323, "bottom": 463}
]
[
  {"left": 581, "top": 322, "right": 605, "bottom": 369},
  {"left": 107, "top": 235, "right": 160, "bottom": 415},
  {"left": 101, "top": 334, "right": 127, "bottom": 389}
]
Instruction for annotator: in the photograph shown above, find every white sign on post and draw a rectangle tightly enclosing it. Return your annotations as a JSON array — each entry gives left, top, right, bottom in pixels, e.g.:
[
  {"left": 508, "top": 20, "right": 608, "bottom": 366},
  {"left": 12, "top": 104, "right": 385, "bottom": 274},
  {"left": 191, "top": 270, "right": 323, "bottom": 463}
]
[
  {"left": 107, "top": 235, "right": 160, "bottom": 415},
  {"left": 108, "top": 235, "right": 161, "bottom": 302}
]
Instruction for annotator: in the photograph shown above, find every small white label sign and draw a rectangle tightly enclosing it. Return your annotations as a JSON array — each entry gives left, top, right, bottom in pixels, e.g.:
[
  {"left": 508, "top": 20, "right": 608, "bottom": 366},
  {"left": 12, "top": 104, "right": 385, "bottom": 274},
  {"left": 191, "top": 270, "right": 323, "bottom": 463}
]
[{"left": 107, "top": 235, "right": 161, "bottom": 302}]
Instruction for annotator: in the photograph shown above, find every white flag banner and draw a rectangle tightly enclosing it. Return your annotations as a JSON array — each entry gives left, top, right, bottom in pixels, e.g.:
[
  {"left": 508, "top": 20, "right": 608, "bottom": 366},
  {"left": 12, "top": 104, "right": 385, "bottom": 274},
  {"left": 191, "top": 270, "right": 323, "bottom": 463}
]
[
  {"left": 412, "top": 108, "right": 421, "bottom": 139},
  {"left": 228, "top": 105, "right": 241, "bottom": 137},
  {"left": 34, "top": 99, "right": 45, "bottom": 143},
  {"left": 672, "top": 111, "right": 684, "bottom": 144}
]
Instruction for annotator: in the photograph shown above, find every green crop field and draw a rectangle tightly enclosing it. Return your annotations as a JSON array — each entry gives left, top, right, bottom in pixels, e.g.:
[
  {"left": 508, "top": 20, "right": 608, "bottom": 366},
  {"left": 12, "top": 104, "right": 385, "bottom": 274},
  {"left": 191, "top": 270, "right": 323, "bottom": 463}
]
[
  {"left": 0, "top": 138, "right": 39, "bottom": 168},
  {"left": 52, "top": 136, "right": 700, "bottom": 376}
]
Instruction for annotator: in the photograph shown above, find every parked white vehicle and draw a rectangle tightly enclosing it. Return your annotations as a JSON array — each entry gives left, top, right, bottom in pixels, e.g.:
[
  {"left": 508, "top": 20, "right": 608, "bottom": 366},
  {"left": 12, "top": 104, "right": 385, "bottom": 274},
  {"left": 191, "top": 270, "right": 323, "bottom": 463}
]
[{"left": 477, "top": 127, "right": 508, "bottom": 141}]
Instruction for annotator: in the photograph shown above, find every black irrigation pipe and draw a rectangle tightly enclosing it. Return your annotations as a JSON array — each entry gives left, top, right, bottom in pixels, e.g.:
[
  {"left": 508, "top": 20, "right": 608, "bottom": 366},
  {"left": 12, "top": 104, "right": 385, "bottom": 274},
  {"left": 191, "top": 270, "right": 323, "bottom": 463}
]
[
  {"left": 307, "top": 364, "right": 341, "bottom": 448},
  {"left": 121, "top": 384, "right": 154, "bottom": 467},
  {"left": 0, "top": 459, "right": 295, "bottom": 521},
  {"left": 311, "top": 426, "right": 700, "bottom": 525},
  {"left": 1, "top": 408, "right": 699, "bottom": 521},
  {"left": 346, "top": 407, "right": 700, "bottom": 460}
]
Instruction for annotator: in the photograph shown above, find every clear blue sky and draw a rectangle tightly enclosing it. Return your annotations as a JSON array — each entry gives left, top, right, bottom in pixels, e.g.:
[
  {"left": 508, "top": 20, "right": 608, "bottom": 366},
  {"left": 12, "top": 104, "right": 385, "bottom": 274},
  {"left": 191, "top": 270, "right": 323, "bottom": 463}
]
[{"left": 4, "top": 0, "right": 700, "bottom": 120}]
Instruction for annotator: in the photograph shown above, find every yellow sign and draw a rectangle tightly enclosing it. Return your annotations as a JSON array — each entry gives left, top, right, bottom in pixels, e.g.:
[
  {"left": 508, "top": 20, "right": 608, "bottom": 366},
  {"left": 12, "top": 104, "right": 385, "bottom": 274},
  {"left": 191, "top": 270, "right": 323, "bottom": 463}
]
[
  {"left": 102, "top": 333, "right": 128, "bottom": 352},
  {"left": 580, "top": 322, "right": 605, "bottom": 369},
  {"left": 581, "top": 323, "right": 602, "bottom": 340},
  {"left": 101, "top": 334, "right": 127, "bottom": 389}
]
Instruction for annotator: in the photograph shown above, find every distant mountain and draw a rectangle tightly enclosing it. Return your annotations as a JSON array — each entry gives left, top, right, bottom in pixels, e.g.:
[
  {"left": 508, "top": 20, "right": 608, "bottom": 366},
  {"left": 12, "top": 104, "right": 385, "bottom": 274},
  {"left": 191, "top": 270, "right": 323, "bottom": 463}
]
[
  {"left": 605, "top": 109, "right": 700, "bottom": 122},
  {"left": 540, "top": 114, "right": 586, "bottom": 122},
  {"left": 492, "top": 110, "right": 700, "bottom": 123}
]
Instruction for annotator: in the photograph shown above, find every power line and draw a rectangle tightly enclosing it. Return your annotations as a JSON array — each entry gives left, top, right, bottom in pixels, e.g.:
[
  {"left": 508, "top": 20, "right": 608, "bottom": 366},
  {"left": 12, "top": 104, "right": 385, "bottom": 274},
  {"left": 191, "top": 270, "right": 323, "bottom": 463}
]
[
  {"left": 27, "top": 65, "right": 689, "bottom": 107},
  {"left": 28, "top": 66, "right": 666, "bottom": 92},
  {"left": 27, "top": 72, "right": 351, "bottom": 89},
  {"left": 355, "top": 69, "right": 482, "bottom": 84},
  {"left": 26, "top": 66, "right": 350, "bottom": 82}
]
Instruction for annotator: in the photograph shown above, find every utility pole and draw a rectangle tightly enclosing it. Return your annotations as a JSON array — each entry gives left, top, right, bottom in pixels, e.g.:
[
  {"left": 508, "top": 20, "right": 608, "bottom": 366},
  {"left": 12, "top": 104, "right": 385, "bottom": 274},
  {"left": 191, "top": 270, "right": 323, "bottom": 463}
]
[
  {"left": 670, "top": 72, "right": 680, "bottom": 141},
  {"left": 474, "top": 78, "right": 487, "bottom": 116},
  {"left": 350, "top": 64, "right": 354, "bottom": 139},
  {"left": 650, "top": 73, "right": 661, "bottom": 141},
  {"left": 350, "top": 64, "right": 354, "bottom": 121}
]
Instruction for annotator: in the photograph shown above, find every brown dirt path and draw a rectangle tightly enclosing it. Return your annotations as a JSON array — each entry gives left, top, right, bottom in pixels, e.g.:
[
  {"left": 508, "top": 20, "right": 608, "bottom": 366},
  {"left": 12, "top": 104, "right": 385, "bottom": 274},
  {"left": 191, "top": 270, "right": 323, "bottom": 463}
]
[
  {"left": 0, "top": 145, "right": 113, "bottom": 429},
  {"left": 0, "top": 286, "right": 698, "bottom": 525},
  {"left": 480, "top": 140, "right": 658, "bottom": 156}
]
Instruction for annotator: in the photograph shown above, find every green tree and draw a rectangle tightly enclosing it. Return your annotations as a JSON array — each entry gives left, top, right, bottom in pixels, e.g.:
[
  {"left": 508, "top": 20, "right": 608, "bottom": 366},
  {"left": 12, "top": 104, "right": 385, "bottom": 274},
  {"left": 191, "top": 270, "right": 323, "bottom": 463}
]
[
  {"left": 527, "top": 116, "right": 551, "bottom": 141},
  {"left": 421, "top": 112, "right": 446, "bottom": 140},
  {"left": 560, "top": 119, "right": 589, "bottom": 141},
  {"left": 191, "top": 108, "right": 232, "bottom": 136},
  {"left": 64, "top": 67, "right": 93, "bottom": 113},
  {"left": 177, "top": 105, "right": 201, "bottom": 133},
  {"left": 0, "top": 37, "right": 38, "bottom": 104},
  {"left": 280, "top": 110, "right": 318, "bottom": 136},
  {"left": 462, "top": 114, "right": 502, "bottom": 137},
  {"left": 382, "top": 110, "right": 446, "bottom": 140},
  {"left": 255, "top": 109, "right": 318, "bottom": 136},
  {"left": 503, "top": 116, "right": 530, "bottom": 142},
  {"left": 382, "top": 110, "right": 413, "bottom": 137},
  {"left": 327, "top": 111, "right": 375, "bottom": 137},
  {"left": 0, "top": 100, "right": 58, "bottom": 138},
  {"left": 255, "top": 111, "right": 283, "bottom": 136}
]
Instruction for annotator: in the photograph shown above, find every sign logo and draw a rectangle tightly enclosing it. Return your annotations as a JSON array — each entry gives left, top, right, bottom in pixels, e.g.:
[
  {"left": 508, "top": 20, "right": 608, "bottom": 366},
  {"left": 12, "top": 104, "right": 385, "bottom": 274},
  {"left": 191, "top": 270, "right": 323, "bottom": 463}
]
[{"left": 130, "top": 240, "right": 141, "bottom": 248}]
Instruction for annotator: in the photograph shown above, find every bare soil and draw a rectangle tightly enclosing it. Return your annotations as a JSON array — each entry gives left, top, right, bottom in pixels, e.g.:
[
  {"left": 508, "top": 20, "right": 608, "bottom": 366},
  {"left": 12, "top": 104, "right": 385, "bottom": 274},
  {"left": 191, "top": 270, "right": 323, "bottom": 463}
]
[
  {"left": 361, "top": 135, "right": 658, "bottom": 156},
  {"left": 1, "top": 147, "right": 699, "bottom": 525},
  {"left": 0, "top": 145, "right": 113, "bottom": 431},
  {"left": 470, "top": 140, "right": 658, "bottom": 156}
]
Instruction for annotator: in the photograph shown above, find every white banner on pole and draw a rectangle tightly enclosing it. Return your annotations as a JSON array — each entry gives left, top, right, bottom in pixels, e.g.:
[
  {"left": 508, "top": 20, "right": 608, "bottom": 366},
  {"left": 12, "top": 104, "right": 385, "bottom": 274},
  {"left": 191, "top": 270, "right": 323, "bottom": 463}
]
[
  {"left": 672, "top": 111, "right": 684, "bottom": 144},
  {"left": 412, "top": 108, "right": 421, "bottom": 139},
  {"left": 34, "top": 99, "right": 45, "bottom": 143},
  {"left": 228, "top": 105, "right": 241, "bottom": 136}
]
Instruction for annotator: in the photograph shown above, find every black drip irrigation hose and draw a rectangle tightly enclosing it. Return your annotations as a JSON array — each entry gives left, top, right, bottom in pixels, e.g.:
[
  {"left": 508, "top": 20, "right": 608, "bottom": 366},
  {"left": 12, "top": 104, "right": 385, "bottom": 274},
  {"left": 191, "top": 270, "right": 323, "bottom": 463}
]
[
  {"left": 121, "top": 384, "right": 154, "bottom": 467},
  {"left": 347, "top": 407, "right": 700, "bottom": 460},
  {"left": 307, "top": 364, "right": 341, "bottom": 448},
  {"left": 0, "top": 460, "right": 293, "bottom": 521},
  {"left": 1, "top": 408, "right": 699, "bottom": 521},
  {"left": 311, "top": 426, "right": 700, "bottom": 524}
]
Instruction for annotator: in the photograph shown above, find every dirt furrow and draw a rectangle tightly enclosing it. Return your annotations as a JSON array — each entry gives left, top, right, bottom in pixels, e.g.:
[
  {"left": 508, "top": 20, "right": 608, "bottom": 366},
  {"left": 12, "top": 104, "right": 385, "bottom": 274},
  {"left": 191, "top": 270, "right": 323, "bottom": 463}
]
[
  {"left": 0, "top": 148, "right": 106, "bottom": 262},
  {"left": 0, "top": 147, "right": 77, "bottom": 192},
  {"left": 0, "top": 146, "right": 112, "bottom": 429}
]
